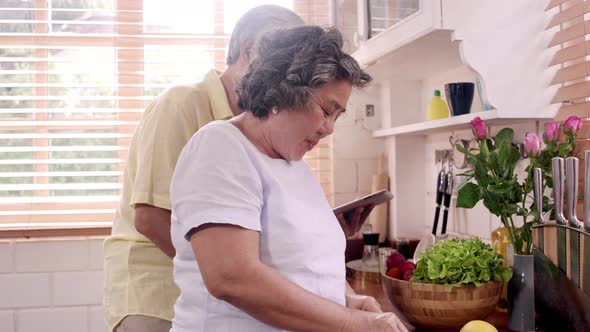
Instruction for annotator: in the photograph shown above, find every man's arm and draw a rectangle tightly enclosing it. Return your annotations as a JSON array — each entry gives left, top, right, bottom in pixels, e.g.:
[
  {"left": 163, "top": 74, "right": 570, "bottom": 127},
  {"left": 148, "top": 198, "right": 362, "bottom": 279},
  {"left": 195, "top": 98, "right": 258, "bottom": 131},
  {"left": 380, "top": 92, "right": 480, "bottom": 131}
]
[
  {"left": 129, "top": 89, "right": 202, "bottom": 258},
  {"left": 135, "top": 204, "right": 175, "bottom": 258}
]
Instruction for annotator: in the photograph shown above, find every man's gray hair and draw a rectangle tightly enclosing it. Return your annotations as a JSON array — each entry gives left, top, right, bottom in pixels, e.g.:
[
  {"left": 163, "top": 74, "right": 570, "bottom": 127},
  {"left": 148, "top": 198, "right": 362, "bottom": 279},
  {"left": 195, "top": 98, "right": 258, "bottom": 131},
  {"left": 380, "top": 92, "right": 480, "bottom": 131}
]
[
  {"left": 236, "top": 26, "right": 372, "bottom": 118},
  {"left": 226, "top": 5, "right": 304, "bottom": 65}
]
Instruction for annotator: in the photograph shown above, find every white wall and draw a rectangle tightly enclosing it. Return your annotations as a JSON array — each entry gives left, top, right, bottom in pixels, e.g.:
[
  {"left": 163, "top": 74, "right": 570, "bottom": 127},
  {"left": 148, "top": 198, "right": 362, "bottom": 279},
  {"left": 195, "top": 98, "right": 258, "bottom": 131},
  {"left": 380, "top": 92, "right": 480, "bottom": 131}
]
[
  {"left": 333, "top": 87, "right": 385, "bottom": 206},
  {"left": 0, "top": 237, "right": 105, "bottom": 332}
]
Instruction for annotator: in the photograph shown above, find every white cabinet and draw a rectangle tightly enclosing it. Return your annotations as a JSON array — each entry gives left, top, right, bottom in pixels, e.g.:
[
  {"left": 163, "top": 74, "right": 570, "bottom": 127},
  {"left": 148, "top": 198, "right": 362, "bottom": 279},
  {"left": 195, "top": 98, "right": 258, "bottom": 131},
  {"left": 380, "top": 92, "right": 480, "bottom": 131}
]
[{"left": 352, "top": 0, "right": 442, "bottom": 68}]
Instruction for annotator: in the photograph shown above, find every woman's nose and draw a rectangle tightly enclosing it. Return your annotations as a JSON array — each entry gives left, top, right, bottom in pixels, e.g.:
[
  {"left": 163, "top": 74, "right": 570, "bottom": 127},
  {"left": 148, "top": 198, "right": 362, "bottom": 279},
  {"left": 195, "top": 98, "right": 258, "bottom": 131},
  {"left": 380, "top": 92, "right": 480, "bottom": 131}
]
[{"left": 319, "top": 117, "right": 335, "bottom": 136}]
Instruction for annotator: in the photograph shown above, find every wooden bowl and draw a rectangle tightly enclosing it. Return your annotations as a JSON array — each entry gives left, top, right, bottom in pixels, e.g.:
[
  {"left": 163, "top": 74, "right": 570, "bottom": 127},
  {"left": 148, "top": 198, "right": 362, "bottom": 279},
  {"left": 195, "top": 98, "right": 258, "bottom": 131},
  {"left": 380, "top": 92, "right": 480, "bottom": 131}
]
[{"left": 381, "top": 273, "right": 501, "bottom": 331}]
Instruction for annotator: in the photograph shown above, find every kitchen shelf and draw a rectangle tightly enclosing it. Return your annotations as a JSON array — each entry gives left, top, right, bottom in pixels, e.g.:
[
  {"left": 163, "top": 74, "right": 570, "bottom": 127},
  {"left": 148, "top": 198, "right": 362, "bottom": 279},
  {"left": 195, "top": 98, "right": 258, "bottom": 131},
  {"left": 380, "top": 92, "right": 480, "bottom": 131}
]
[{"left": 372, "top": 110, "right": 553, "bottom": 137}]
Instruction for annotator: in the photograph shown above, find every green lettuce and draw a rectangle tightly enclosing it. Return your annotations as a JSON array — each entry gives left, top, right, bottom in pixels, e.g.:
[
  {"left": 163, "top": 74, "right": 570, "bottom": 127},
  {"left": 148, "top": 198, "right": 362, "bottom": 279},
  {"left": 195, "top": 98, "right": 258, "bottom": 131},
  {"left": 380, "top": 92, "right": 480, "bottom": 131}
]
[{"left": 412, "top": 237, "right": 512, "bottom": 290}]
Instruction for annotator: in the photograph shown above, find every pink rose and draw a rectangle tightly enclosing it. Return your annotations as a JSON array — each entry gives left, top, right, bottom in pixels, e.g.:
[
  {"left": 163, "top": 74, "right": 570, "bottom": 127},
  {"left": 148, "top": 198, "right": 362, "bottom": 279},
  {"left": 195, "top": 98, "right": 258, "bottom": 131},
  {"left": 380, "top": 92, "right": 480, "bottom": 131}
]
[
  {"left": 564, "top": 115, "right": 583, "bottom": 135},
  {"left": 544, "top": 122, "right": 558, "bottom": 143},
  {"left": 469, "top": 117, "right": 486, "bottom": 140},
  {"left": 524, "top": 133, "right": 541, "bottom": 157}
]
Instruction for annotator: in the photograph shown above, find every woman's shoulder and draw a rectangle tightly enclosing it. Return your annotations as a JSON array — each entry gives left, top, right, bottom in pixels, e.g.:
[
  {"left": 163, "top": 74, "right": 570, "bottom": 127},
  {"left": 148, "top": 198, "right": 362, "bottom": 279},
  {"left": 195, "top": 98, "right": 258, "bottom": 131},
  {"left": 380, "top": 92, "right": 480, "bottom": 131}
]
[
  {"left": 197, "top": 120, "right": 242, "bottom": 141},
  {"left": 187, "top": 120, "right": 248, "bottom": 152}
]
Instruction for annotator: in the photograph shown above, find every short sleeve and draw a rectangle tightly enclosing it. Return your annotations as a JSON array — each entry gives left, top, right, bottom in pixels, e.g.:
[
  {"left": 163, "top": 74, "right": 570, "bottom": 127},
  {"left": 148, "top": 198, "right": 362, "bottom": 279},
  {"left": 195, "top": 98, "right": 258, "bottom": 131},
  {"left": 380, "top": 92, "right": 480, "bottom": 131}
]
[
  {"left": 171, "top": 125, "right": 263, "bottom": 240},
  {"left": 129, "top": 89, "right": 201, "bottom": 210}
]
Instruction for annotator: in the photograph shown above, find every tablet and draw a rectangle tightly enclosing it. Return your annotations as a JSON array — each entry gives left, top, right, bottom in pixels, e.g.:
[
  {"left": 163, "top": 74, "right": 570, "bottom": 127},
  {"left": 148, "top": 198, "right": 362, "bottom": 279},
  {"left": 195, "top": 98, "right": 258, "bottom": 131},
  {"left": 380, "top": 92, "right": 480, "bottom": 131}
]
[{"left": 333, "top": 189, "right": 393, "bottom": 215}]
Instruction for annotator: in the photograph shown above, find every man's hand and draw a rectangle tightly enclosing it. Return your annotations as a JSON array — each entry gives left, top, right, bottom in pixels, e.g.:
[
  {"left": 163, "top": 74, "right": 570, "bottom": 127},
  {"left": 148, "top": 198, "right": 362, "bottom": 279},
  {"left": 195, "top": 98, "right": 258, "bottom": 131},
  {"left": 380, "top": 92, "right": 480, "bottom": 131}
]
[
  {"left": 335, "top": 204, "right": 374, "bottom": 237},
  {"left": 345, "top": 293, "right": 382, "bottom": 313}
]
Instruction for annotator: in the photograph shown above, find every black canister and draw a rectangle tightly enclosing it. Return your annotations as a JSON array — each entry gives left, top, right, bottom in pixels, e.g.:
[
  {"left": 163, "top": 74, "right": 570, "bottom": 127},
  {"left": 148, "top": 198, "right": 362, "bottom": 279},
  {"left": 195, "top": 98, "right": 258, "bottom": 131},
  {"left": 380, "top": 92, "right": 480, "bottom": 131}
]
[{"left": 445, "top": 82, "right": 475, "bottom": 116}]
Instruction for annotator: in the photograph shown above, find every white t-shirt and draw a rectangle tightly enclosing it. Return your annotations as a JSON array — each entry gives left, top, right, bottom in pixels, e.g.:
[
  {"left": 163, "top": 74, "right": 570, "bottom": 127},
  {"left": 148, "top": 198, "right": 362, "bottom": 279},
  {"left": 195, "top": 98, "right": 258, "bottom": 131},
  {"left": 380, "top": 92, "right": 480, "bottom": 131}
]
[{"left": 170, "top": 121, "right": 346, "bottom": 332}]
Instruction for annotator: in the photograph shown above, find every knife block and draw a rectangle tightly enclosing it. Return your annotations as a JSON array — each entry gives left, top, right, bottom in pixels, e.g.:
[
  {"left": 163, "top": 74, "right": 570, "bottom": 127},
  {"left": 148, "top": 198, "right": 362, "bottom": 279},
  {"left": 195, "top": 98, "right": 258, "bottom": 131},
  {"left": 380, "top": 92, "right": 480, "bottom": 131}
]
[{"left": 533, "top": 225, "right": 590, "bottom": 331}]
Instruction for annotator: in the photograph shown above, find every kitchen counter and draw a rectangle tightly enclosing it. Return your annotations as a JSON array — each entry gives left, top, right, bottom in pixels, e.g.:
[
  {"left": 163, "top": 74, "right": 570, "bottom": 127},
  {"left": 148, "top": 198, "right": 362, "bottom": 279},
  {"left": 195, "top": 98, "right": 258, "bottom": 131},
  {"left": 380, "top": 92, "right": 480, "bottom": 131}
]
[{"left": 347, "top": 275, "right": 510, "bottom": 332}]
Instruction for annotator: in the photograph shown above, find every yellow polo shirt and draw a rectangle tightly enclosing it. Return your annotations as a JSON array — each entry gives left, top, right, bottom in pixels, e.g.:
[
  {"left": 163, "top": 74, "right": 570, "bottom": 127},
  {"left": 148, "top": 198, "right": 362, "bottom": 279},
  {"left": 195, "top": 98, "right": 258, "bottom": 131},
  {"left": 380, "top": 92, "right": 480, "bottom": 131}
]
[{"left": 103, "top": 70, "right": 233, "bottom": 332}]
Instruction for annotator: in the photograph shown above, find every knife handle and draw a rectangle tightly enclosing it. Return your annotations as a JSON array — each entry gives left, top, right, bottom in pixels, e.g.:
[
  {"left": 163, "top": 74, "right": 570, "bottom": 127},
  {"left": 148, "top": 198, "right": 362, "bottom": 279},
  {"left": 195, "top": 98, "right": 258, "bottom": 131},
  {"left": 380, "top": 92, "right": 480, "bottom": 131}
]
[
  {"left": 435, "top": 190, "right": 443, "bottom": 206},
  {"left": 584, "top": 151, "right": 590, "bottom": 231},
  {"left": 533, "top": 167, "right": 544, "bottom": 224},
  {"left": 432, "top": 207, "right": 441, "bottom": 235},
  {"left": 552, "top": 157, "right": 567, "bottom": 225},
  {"left": 443, "top": 191, "right": 452, "bottom": 208},
  {"left": 566, "top": 157, "right": 581, "bottom": 228},
  {"left": 441, "top": 209, "right": 449, "bottom": 235}
]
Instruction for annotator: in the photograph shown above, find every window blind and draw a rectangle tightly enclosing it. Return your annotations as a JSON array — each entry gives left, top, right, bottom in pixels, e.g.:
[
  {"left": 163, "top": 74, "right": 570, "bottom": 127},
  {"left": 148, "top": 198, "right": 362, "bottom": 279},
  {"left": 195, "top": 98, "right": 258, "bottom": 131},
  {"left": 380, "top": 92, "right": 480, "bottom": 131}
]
[
  {"left": 547, "top": 0, "right": 590, "bottom": 120},
  {"left": 0, "top": 0, "right": 331, "bottom": 231}
]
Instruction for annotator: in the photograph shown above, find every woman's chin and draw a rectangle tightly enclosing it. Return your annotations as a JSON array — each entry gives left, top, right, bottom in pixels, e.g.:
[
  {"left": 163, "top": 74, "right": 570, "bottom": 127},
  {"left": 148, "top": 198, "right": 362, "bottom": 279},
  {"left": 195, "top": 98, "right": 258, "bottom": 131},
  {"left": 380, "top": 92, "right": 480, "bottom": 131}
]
[{"left": 285, "top": 151, "right": 305, "bottom": 161}]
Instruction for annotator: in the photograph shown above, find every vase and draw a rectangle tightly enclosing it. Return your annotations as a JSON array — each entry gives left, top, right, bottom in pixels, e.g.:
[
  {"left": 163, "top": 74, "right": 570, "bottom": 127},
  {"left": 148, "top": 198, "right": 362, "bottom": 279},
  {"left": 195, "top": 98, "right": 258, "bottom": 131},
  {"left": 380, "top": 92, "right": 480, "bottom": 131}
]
[{"left": 508, "top": 253, "right": 535, "bottom": 331}]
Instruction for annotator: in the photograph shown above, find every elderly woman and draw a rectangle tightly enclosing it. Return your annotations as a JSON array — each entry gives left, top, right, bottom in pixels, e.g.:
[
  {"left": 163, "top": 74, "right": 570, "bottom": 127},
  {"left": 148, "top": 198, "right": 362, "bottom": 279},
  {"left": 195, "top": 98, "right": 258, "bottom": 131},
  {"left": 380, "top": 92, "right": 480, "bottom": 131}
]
[{"left": 170, "top": 26, "right": 408, "bottom": 332}]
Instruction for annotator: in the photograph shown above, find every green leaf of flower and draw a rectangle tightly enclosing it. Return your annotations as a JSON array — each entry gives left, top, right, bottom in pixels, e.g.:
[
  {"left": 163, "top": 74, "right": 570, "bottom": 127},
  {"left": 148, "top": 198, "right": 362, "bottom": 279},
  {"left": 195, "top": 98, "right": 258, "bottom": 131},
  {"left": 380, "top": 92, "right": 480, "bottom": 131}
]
[
  {"left": 558, "top": 142, "right": 572, "bottom": 157},
  {"left": 483, "top": 190, "right": 503, "bottom": 216},
  {"left": 470, "top": 157, "right": 490, "bottom": 187},
  {"left": 456, "top": 182, "right": 481, "bottom": 208},
  {"left": 495, "top": 128, "right": 514, "bottom": 147}
]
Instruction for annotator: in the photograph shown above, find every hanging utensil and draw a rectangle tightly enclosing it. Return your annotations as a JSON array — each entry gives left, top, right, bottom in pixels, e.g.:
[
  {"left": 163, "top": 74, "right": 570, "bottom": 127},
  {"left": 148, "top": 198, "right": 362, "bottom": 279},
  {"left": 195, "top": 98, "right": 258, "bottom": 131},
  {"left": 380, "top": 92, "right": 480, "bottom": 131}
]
[
  {"left": 441, "top": 159, "right": 454, "bottom": 236},
  {"left": 414, "top": 156, "right": 447, "bottom": 262},
  {"left": 432, "top": 166, "right": 446, "bottom": 236},
  {"left": 566, "top": 156, "right": 581, "bottom": 286}
]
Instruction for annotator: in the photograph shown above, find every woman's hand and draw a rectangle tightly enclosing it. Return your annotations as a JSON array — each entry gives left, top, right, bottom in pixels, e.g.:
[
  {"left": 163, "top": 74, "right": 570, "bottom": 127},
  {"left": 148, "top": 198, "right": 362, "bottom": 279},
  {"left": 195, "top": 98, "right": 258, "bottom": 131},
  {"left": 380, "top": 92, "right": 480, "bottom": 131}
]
[
  {"left": 345, "top": 294, "right": 382, "bottom": 313},
  {"left": 335, "top": 204, "right": 375, "bottom": 237},
  {"left": 344, "top": 311, "right": 409, "bottom": 332},
  {"left": 368, "top": 313, "right": 409, "bottom": 332}
]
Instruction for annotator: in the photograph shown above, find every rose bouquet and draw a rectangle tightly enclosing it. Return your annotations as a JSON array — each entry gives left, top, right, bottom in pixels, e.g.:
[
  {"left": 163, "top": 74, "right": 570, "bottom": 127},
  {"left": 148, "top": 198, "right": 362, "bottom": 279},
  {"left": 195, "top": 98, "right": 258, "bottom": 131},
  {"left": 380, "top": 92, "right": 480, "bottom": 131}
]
[{"left": 455, "top": 116, "right": 582, "bottom": 255}]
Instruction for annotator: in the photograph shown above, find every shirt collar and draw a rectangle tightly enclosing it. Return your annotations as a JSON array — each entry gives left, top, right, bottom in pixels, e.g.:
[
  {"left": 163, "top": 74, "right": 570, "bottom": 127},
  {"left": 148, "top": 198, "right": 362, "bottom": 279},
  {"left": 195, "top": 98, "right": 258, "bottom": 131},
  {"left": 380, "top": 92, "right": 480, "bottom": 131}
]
[{"left": 203, "top": 69, "right": 233, "bottom": 120}]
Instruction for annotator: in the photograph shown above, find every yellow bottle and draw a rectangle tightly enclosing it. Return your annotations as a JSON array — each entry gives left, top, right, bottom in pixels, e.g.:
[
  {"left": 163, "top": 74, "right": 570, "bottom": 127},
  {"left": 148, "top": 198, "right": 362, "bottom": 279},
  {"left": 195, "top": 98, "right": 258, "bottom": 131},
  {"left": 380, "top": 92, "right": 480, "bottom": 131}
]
[
  {"left": 491, "top": 224, "right": 511, "bottom": 312},
  {"left": 426, "top": 90, "right": 449, "bottom": 120}
]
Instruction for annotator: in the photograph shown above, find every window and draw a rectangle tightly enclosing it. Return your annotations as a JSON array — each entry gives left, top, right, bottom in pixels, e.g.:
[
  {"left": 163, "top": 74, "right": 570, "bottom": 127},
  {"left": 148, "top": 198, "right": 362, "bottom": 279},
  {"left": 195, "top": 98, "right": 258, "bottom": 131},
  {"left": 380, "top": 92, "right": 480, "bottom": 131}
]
[{"left": 0, "top": 0, "right": 331, "bottom": 234}]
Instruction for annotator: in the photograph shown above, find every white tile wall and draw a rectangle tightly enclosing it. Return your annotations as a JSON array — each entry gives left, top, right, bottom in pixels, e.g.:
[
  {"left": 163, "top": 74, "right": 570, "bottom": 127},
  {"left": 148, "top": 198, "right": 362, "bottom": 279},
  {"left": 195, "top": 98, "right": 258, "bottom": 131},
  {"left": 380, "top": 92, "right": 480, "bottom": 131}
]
[
  {"left": 89, "top": 306, "right": 106, "bottom": 332},
  {"left": 15, "top": 240, "right": 89, "bottom": 272},
  {"left": 0, "top": 274, "right": 52, "bottom": 309},
  {"left": 17, "top": 307, "right": 87, "bottom": 332},
  {"left": 0, "top": 310, "right": 14, "bottom": 332},
  {"left": 0, "top": 241, "right": 14, "bottom": 273},
  {"left": 0, "top": 238, "right": 106, "bottom": 332},
  {"left": 53, "top": 271, "right": 103, "bottom": 306},
  {"left": 88, "top": 239, "right": 105, "bottom": 270}
]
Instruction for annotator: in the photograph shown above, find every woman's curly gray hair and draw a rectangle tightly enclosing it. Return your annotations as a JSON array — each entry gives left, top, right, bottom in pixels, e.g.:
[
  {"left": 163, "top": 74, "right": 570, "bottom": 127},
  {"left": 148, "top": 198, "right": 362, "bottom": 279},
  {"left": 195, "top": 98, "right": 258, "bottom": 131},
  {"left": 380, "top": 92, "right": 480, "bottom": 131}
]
[{"left": 236, "top": 26, "right": 372, "bottom": 117}]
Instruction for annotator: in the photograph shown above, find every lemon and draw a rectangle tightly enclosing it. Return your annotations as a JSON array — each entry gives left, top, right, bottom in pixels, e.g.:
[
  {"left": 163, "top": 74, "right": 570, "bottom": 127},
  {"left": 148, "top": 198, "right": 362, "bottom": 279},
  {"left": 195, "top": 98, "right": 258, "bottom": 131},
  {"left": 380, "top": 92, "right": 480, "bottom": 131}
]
[{"left": 460, "top": 320, "right": 498, "bottom": 332}]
